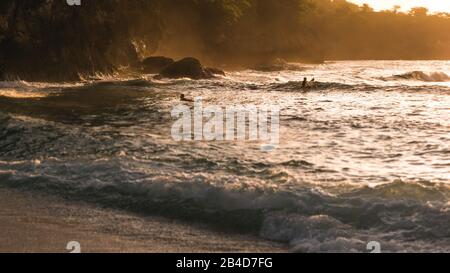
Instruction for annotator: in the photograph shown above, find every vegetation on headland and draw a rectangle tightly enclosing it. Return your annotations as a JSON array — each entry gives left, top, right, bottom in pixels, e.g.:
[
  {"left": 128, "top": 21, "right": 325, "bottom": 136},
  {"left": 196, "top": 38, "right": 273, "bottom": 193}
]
[{"left": 1, "top": 0, "right": 450, "bottom": 81}]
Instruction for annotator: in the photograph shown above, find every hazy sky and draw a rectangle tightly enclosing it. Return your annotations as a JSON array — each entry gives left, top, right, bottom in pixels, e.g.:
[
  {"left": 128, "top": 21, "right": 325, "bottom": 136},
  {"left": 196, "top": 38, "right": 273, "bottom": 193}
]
[{"left": 349, "top": 0, "right": 450, "bottom": 13}]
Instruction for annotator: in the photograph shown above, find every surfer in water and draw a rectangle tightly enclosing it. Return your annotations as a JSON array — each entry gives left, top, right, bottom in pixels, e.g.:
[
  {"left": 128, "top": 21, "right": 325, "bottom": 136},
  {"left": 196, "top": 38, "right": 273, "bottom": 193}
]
[
  {"left": 302, "top": 77, "right": 308, "bottom": 88},
  {"left": 301, "top": 77, "right": 316, "bottom": 90}
]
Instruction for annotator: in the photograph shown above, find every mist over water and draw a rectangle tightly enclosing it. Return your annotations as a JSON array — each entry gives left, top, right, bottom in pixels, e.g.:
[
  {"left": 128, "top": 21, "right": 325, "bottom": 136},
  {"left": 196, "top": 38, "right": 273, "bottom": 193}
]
[{"left": 0, "top": 61, "right": 449, "bottom": 252}]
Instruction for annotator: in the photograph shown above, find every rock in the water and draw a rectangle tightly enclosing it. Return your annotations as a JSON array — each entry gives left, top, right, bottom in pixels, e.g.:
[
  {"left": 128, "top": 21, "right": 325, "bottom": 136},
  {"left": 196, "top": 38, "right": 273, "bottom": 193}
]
[
  {"left": 142, "top": 56, "right": 174, "bottom": 73},
  {"left": 159, "top": 57, "right": 223, "bottom": 79}
]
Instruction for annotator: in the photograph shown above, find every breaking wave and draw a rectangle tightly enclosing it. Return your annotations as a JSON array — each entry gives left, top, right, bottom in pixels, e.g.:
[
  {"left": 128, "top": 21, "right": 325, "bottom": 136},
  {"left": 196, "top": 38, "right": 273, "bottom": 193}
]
[
  {"left": 385, "top": 71, "right": 450, "bottom": 82},
  {"left": 1, "top": 157, "right": 449, "bottom": 252},
  {"left": 268, "top": 81, "right": 355, "bottom": 91},
  {"left": 1, "top": 60, "right": 449, "bottom": 252},
  {"left": 0, "top": 114, "right": 449, "bottom": 252}
]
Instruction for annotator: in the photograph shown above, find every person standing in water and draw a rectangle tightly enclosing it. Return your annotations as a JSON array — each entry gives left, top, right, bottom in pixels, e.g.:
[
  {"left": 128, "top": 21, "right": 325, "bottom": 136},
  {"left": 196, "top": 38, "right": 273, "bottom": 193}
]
[
  {"left": 302, "top": 77, "right": 308, "bottom": 88},
  {"left": 301, "top": 77, "right": 316, "bottom": 90}
]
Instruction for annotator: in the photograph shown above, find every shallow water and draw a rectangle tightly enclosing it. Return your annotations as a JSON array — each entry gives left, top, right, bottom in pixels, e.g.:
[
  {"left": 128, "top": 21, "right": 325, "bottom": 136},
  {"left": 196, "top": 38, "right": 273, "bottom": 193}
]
[{"left": 0, "top": 61, "right": 449, "bottom": 252}]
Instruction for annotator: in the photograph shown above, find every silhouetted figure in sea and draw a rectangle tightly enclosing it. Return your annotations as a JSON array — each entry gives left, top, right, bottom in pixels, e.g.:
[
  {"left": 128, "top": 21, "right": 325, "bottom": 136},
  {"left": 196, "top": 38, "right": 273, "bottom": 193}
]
[
  {"left": 302, "top": 77, "right": 308, "bottom": 88},
  {"left": 300, "top": 77, "right": 316, "bottom": 90}
]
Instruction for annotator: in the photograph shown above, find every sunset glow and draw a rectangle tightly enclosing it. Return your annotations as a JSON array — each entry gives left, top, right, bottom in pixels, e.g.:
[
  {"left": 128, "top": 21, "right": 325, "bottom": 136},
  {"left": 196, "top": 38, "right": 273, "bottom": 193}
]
[
  {"left": 2, "top": 0, "right": 450, "bottom": 255},
  {"left": 349, "top": 0, "right": 450, "bottom": 13}
]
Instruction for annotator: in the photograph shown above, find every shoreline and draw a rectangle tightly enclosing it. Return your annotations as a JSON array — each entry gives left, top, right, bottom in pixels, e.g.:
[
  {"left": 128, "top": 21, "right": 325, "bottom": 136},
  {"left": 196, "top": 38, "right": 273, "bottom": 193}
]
[{"left": 0, "top": 188, "right": 286, "bottom": 253}]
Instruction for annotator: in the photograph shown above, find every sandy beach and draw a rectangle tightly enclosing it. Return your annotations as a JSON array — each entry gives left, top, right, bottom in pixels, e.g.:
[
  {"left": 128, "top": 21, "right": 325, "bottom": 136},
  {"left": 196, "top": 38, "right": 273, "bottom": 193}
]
[{"left": 0, "top": 188, "right": 286, "bottom": 253}]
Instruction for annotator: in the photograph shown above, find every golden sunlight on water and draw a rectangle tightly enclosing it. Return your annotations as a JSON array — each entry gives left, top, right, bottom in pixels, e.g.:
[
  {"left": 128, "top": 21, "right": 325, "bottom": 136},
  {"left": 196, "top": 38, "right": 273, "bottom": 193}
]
[
  {"left": 0, "top": 89, "right": 47, "bottom": 98},
  {"left": 0, "top": 60, "right": 449, "bottom": 252}
]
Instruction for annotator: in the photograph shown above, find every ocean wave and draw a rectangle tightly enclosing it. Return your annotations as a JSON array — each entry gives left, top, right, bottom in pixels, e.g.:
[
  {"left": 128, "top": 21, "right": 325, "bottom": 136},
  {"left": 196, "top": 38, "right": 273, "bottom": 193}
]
[
  {"left": 0, "top": 80, "right": 85, "bottom": 90},
  {"left": 1, "top": 62, "right": 450, "bottom": 252},
  {"left": 268, "top": 81, "right": 355, "bottom": 92},
  {"left": 1, "top": 152, "right": 449, "bottom": 252},
  {"left": 267, "top": 80, "right": 450, "bottom": 94},
  {"left": 0, "top": 114, "right": 448, "bottom": 251},
  {"left": 384, "top": 71, "right": 450, "bottom": 82}
]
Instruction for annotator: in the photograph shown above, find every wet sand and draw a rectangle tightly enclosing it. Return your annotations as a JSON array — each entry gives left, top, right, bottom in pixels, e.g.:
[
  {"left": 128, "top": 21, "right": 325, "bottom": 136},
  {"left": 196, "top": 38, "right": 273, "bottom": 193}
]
[{"left": 0, "top": 188, "right": 286, "bottom": 253}]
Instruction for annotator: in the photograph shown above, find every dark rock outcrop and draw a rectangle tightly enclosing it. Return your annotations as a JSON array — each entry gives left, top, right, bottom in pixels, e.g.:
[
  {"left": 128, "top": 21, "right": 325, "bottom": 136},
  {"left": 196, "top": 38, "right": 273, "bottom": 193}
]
[
  {"left": 141, "top": 56, "right": 174, "bottom": 73},
  {"left": 0, "top": 1, "right": 160, "bottom": 82},
  {"left": 158, "top": 57, "right": 224, "bottom": 79}
]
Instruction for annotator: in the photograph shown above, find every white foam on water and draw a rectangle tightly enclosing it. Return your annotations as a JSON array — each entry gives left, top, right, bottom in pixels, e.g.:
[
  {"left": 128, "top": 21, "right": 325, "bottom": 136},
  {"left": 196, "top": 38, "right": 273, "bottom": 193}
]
[{"left": 0, "top": 60, "right": 449, "bottom": 252}]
